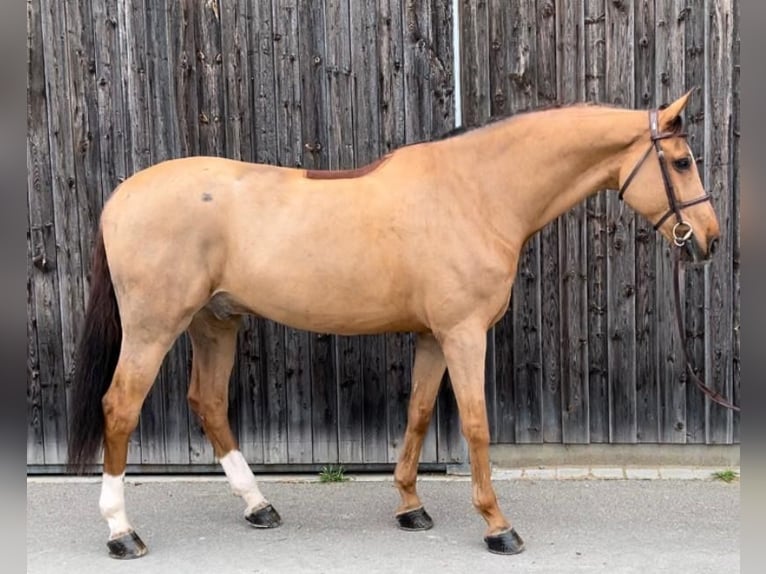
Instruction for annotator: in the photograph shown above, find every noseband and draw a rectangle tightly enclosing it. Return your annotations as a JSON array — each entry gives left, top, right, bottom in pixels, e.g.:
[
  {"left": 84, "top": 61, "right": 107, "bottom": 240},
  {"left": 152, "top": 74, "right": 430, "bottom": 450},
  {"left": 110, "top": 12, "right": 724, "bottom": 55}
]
[
  {"left": 617, "top": 109, "right": 738, "bottom": 413},
  {"left": 617, "top": 109, "right": 712, "bottom": 246}
]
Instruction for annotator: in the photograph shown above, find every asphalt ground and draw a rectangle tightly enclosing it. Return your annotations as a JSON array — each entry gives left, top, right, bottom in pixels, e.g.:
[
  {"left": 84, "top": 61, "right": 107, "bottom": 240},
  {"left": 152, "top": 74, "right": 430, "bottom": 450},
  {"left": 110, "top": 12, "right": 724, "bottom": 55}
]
[{"left": 27, "top": 475, "right": 739, "bottom": 574}]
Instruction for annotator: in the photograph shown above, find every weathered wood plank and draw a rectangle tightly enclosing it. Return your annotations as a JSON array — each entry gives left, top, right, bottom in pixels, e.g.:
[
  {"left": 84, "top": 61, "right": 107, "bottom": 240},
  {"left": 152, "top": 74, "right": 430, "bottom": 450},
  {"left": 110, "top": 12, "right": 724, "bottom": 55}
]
[
  {"left": 161, "top": 334, "right": 191, "bottom": 464},
  {"left": 362, "top": 336, "right": 389, "bottom": 462},
  {"left": 536, "top": 0, "right": 562, "bottom": 444},
  {"left": 557, "top": 0, "right": 590, "bottom": 444},
  {"left": 92, "top": 0, "right": 129, "bottom": 203},
  {"left": 584, "top": 0, "right": 610, "bottom": 443},
  {"left": 310, "top": 333, "right": 339, "bottom": 463},
  {"left": 285, "top": 328, "right": 313, "bottom": 463},
  {"left": 27, "top": 229, "right": 45, "bottom": 465},
  {"left": 298, "top": 0, "right": 329, "bottom": 170},
  {"left": 655, "top": 0, "right": 687, "bottom": 443},
  {"left": 235, "top": 317, "right": 265, "bottom": 464},
  {"left": 171, "top": 0, "right": 201, "bottom": 158},
  {"left": 261, "top": 320, "right": 288, "bottom": 463},
  {"left": 730, "top": 0, "right": 740, "bottom": 443},
  {"left": 195, "top": 0, "right": 225, "bottom": 158},
  {"left": 633, "top": 0, "right": 659, "bottom": 443},
  {"left": 220, "top": 0, "right": 253, "bottom": 160},
  {"left": 684, "top": 0, "right": 708, "bottom": 444},
  {"left": 459, "top": 0, "right": 489, "bottom": 127},
  {"left": 28, "top": 0, "right": 56, "bottom": 466},
  {"left": 350, "top": 1, "right": 390, "bottom": 464},
  {"left": 337, "top": 336, "right": 363, "bottom": 463},
  {"left": 606, "top": 0, "right": 637, "bottom": 443},
  {"left": 295, "top": 0, "right": 338, "bottom": 464},
  {"left": 40, "top": 0, "right": 87, "bottom": 463},
  {"left": 380, "top": 0, "right": 412, "bottom": 463},
  {"left": 705, "top": 0, "right": 734, "bottom": 444},
  {"left": 385, "top": 333, "right": 412, "bottom": 463},
  {"left": 504, "top": 0, "right": 544, "bottom": 444}
]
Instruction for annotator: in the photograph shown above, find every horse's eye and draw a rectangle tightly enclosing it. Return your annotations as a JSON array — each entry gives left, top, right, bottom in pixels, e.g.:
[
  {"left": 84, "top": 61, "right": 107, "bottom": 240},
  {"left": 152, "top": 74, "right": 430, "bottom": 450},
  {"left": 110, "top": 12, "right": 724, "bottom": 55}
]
[{"left": 673, "top": 157, "right": 692, "bottom": 171}]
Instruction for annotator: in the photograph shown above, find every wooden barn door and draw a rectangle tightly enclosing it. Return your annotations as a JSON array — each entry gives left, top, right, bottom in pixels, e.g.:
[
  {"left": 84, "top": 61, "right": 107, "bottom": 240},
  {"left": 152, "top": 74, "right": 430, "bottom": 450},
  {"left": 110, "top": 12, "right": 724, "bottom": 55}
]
[{"left": 27, "top": 0, "right": 466, "bottom": 472}]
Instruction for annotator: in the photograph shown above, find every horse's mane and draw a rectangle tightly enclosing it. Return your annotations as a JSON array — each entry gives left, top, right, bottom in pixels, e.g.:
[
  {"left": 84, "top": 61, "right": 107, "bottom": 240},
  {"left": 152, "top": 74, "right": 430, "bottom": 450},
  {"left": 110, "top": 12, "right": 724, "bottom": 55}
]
[{"left": 424, "top": 100, "right": 602, "bottom": 144}]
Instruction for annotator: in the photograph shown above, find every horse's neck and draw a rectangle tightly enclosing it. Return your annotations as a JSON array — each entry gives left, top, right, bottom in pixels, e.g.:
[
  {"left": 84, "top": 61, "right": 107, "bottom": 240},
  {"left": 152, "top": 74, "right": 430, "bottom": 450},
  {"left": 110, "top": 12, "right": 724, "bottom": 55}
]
[{"left": 442, "top": 106, "right": 646, "bottom": 251}]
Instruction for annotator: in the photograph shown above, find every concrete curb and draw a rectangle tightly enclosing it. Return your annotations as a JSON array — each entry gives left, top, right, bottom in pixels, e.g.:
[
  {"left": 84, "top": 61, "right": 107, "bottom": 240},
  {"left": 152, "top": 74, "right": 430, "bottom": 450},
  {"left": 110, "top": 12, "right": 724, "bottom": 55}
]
[{"left": 27, "top": 465, "right": 740, "bottom": 484}]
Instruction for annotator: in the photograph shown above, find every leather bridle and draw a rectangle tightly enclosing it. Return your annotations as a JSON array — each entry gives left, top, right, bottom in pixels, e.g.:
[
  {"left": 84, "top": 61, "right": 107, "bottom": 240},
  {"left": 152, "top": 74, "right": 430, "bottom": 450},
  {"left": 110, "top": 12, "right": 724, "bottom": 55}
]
[
  {"left": 618, "top": 109, "right": 739, "bottom": 413},
  {"left": 618, "top": 109, "right": 712, "bottom": 245}
]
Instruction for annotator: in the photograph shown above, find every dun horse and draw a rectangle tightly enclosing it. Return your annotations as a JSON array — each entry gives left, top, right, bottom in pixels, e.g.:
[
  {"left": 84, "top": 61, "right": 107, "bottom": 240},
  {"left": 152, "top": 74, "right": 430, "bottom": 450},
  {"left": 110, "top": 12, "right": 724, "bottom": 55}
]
[{"left": 67, "top": 92, "right": 720, "bottom": 558}]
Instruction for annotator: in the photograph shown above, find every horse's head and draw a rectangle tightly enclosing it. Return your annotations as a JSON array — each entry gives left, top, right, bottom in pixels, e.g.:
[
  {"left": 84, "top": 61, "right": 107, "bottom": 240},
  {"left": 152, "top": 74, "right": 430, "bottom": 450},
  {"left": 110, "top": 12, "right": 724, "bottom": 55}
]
[{"left": 618, "top": 91, "right": 720, "bottom": 261}]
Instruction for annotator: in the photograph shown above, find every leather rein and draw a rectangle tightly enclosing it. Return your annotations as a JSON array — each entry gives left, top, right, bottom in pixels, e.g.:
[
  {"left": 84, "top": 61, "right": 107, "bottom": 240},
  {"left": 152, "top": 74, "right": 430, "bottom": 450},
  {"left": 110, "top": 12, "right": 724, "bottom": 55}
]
[{"left": 618, "top": 110, "right": 740, "bottom": 413}]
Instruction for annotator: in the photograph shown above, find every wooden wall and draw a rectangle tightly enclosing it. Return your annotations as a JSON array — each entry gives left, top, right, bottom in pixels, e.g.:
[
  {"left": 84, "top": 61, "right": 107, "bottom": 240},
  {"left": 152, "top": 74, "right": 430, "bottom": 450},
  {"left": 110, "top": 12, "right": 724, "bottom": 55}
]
[
  {"left": 27, "top": 0, "right": 739, "bottom": 471},
  {"left": 461, "top": 0, "right": 740, "bottom": 446}
]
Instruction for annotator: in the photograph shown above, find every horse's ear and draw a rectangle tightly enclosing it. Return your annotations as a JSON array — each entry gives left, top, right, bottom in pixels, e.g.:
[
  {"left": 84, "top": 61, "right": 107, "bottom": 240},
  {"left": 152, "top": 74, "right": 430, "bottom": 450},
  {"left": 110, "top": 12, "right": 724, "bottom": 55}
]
[{"left": 658, "top": 89, "right": 695, "bottom": 132}]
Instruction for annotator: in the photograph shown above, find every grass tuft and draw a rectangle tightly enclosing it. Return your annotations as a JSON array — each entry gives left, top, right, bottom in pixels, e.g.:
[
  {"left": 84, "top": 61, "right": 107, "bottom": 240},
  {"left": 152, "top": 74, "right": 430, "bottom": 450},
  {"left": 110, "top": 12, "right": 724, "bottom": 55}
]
[
  {"left": 711, "top": 469, "right": 739, "bottom": 483},
  {"left": 319, "top": 464, "right": 349, "bottom": 483}
]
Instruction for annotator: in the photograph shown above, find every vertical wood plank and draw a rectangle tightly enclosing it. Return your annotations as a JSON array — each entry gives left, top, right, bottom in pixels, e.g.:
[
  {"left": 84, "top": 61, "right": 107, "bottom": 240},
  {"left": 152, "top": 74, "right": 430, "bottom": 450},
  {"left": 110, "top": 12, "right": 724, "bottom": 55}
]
[
  {"left": 324, "top": 0, "right": 361, "bottom": 463},
  {"left": 337, "top": 335, "right": 363, "bottom": 462},
  {"left": 350, "top": 1, "right": 389, "bottom": 464},
  {"left": 40, "top": 0, "right": 86, "bottom": 463},
  {"left": 285, "top": 328, "right": 313, "bottom": 463},
  {"left": 633, "top": 0, "right": 659, "bottom": 443},
  {"left": 557, "top": 0, "right": 590, "bottom": 444},
  {"left": 536, "top": 0, "right": 562, "bottom": 443},
  {"left": 654, "top": 0, "right": 687, "bottom": 443},
  {"left": 92, "top": 0, "right": 130, "bottom": 202},
  {"left": 161, "top": 334, "right": 191, "bottom": 464},
  {"left": 172, "top": 0, "right": 201, "bottom": 158},
  {"left": 195, "top": 0, "right": 225, "bottom": 158},
  {"left": 296, "top": 1, "right": 338, "bottom": 464},
  {"left": 584, "top": 0, "right": 610, "bottom": 443},
  {"left": 730, "top": 0, "right": 740, "bottom": 442},
  {"left": 504, "top": 0, "right": 544, "bottom": 444},
  {"left": 380, "top": 0, "right": 411, "bottom": 464},
  {"left": 606, "top": 0, "right": 637, "bottom": 443},
  {"left": 27, "top": 230, "right": 44, "bottom": 464},
  {"left": 235, "top": 317, "right": 265, "bottom": 464},
  {"left": 136, "top": 0, "right": 167, "bottom": 465},
  {"left": 684, "top": 0, "right": 708, "bottom": 443},
  {"left": 459, "top": 0, "right": 489, "bottom": 128},
  {"left": 705, "top": 0, "right": 734, "bottom": 444},
  {"left": 220, "top": 0, "right": 253, "bottom": 161},
  {"left": 311, "top": 334, "right": 339, "bottom": 464}
]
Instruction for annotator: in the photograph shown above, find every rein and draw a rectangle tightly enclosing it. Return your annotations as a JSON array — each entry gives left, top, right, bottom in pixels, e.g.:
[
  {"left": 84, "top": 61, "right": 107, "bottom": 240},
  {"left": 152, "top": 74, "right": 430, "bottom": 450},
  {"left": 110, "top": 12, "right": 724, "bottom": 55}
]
[{"left": 619, "top": 110, "right": 740, "bottom": 413}]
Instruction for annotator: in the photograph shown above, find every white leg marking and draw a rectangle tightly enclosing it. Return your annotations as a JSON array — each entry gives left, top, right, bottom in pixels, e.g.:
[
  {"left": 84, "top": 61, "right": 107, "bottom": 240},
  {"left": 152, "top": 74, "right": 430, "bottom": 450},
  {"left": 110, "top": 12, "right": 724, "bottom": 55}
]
[
  {"left": 99, "top": 473, "right": 132, "bottom": 539},
  {"left": 220, "top": 450, "right": 267, "bottom": 514}
]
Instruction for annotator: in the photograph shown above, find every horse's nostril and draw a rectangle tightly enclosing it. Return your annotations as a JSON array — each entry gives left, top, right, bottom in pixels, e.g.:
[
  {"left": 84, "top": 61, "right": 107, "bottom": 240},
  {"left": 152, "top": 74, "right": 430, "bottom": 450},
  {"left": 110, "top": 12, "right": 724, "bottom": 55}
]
[{"left": 708, "top": 237, "right": 719, "bottom": 256}]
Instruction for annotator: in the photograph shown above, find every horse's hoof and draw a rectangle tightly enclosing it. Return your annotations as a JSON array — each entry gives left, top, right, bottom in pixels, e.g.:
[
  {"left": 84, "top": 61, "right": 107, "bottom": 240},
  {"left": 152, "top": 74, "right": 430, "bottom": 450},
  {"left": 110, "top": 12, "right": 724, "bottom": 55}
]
[
  {"left": 484, "top": 528, "right": 525, "bottom": 555},
  {"left": 106, "top": 531, "right": 148, "bottom": 559},
  {"left": 396, "top": 507, "right": 434, "bottom": 531},
  {"left": 246, "top": 504, "right": 282, "bottom": 528}
]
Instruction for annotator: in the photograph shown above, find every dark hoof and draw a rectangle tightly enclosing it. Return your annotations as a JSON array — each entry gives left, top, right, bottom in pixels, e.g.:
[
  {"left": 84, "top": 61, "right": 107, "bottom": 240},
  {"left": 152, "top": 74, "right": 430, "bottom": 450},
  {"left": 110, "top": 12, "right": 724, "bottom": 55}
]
[
  {"left": 246, "top": 504, "right": 282, "bottom": 528},
  {"left": 106, "top": 531, "right": 148, "bottom": 559},
  {"left": 484, "top": 528, "right": 525, "bottom": 555},
  {"left": 396, "top": 507, "right": 434, "bottom": 531}
]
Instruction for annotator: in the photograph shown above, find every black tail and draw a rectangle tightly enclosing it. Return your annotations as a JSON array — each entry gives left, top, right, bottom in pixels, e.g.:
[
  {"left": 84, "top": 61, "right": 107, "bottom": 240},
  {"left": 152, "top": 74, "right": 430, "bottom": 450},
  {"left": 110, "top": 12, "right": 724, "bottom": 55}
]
[{"left": 67, "top": 228, "right": 122, "bottom": 474}]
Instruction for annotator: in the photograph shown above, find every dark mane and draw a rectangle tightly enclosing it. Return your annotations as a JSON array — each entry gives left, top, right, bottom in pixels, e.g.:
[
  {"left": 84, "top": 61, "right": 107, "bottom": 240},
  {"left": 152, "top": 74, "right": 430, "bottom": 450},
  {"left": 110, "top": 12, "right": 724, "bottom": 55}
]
[{"left": 426, "top": 100, "right": 601, "bottom": 144}]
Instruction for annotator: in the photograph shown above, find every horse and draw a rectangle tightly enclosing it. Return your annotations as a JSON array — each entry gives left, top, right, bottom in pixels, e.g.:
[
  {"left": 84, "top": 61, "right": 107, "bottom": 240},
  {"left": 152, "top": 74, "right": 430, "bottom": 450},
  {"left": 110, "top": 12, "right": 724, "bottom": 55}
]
[{"left": 66, "top": 91, "right": 720, "bottom": 559}]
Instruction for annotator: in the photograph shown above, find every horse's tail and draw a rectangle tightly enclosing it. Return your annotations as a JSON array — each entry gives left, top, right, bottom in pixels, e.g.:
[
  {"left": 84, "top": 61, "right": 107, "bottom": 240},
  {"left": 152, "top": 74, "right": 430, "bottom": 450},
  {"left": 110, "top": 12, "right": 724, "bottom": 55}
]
[{"left": 67, "top": 227, "right": 122, "bottom": 474}]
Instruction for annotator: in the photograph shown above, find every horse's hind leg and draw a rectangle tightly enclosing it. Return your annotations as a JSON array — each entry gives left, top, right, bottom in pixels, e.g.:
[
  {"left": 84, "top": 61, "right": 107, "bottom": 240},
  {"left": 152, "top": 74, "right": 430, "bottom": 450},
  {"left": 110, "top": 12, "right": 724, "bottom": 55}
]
[
  {"left": 187, "top": 309, "right": 281, "bottom": 529},
  {"left": 393, "top": 332, "right": 446, "bottom": 531},
  {"left": 100, "top": 334, "right": 180, "bottom": 559}
]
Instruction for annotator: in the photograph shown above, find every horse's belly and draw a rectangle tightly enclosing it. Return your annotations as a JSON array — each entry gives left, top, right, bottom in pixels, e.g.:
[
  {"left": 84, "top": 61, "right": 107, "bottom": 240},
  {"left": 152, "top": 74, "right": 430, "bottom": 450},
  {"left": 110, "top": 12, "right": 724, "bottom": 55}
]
[{"left": 221, "top": 251, "right": 422, "bottom": 335}]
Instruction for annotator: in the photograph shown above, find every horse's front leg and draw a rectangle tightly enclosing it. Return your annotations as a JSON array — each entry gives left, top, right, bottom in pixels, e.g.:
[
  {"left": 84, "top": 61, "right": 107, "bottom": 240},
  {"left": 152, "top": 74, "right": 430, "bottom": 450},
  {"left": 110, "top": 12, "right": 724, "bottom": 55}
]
[
  {"left": 393, "top": 332, "right": 446, "bottom": 530},
  {"left": 440, "top": 322, "right": 525, "bottom": 555}
]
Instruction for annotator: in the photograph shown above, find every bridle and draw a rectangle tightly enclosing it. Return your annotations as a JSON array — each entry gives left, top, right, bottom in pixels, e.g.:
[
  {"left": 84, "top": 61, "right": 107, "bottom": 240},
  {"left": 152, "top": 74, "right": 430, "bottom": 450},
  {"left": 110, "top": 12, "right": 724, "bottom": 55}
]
[
  {"left": 618, "top": 109, "right": 711, "bottom": 246},
  {"left": 618, "top": 109, "right": 740, "bottom": 413}
]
